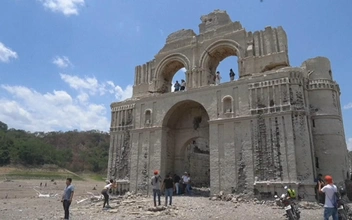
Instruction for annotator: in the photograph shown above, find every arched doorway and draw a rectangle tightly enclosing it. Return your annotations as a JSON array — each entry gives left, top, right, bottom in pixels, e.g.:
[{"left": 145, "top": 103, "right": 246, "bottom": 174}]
[
  {"left": 162, "top": 100, "right": 210, "bottom": 187},
  {"left": 199, "top": 40, "right": 242, "bottom": 86}
]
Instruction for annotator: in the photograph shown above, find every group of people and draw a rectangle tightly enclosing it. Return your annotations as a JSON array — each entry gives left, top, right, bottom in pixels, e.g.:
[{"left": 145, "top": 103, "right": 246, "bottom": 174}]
[
  {"left": 59, "top": 178, "right": 117, "bottom": 219},
  {"left": 173, "top": 69, "right": 236, "bottom": 92},
  {"left": 173, "top": 79, "right": 186, "bottom": 91},
  {"left": 215, "top": 69, "right": 236, "bottom": 85},
  {"left": 59, "top": 173, "right": 341, "bottom": 220},
  {"left": 151, "top": 170, "right": 192, "bottom": 207}
]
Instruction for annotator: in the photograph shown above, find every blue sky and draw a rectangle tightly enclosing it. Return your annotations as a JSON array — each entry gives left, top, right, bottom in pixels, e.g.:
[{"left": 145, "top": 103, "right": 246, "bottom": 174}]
[{"left": 0, "top": 0, "right": 351, "bottom": 149}]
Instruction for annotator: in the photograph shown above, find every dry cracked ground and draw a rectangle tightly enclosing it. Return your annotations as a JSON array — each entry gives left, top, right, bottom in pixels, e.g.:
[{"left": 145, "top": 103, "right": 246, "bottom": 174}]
[{"left": 0, "top": 179, "right": 334, "bottom": 220}]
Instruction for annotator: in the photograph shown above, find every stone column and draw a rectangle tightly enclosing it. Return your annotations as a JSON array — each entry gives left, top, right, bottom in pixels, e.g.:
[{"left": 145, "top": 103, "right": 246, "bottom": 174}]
[
  {"left": 107, "top": 132, "right": 115, "bottom": 179},
  {"left": 209, "top": 122, "right": 220, "bottom": 194},
  {"left": 148, "top": 128, "right": 163, "bottom": 195},
  {"left": 129, "top": 131, "right": 141, "bottom": 193},
  {"left": 282, "top": 114, "right": 297, "bottom": 182},
  {"left": 222, "top": 122, "right": 237, "bottom": 193}
]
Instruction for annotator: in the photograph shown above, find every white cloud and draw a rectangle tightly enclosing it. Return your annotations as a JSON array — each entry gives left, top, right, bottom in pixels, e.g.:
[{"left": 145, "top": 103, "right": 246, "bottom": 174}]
[
  {"left": 0, "top": 74, "right": 132, "bottom": 132},
  {"left": 39, "top": 0, "right": 85, "bottom": 16},
  {"left": 60, "top": 73, "right": 106, "bottom": 96},
  {"left": 0, "top": 42, "right": 18, "bottom": 63},
  {"left": 52, "top": 56, "right": 72, "bottom": 68},
  {"left": 180, "top": 67, "right": 187, "bottom": 72},
  {"left": 106, "top": 81, "right": 133, "bottom": 101},
  {"left": 61, "top": 74, "right": 132, "bottom": 100},
  {"left": 348, "top": 138, "right": 352, "bottom": 151},
  {"left": 344, "top": 103, "right": 352, "bottom": 110},
  {"left": 0, "top": 85, "right": 108, "bottom": 132}
]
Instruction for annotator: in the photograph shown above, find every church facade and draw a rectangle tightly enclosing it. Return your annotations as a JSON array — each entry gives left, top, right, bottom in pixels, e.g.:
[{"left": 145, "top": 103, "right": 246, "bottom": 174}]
[{"left": 107, "top": 10, "right": 348, "bottom": 199}]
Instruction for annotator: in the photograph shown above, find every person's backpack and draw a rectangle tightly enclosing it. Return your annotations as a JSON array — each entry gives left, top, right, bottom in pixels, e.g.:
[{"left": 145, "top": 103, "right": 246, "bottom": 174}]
[
  {"left": 327, "top": 190, "right": 340, "bottom": 209},
  {"left": 333, "top": 191, "right": 342, "bottom": 209},
  {"left": 287, "top": 189, "right": 297, "bottom": 199}
]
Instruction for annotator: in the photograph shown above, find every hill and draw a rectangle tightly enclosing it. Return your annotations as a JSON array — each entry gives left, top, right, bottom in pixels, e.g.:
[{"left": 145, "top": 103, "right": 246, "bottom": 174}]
[{"left": 0, "top": 121, "right": 110, "bottom": 173}]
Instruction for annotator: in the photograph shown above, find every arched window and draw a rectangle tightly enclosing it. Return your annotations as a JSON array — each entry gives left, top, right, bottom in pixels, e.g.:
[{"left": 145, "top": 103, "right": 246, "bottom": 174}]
[
  {"left": 222, "top": 96, "right": 233, "bottom": 113},
  {"left": 145, "top": 109, "right": 152, "bottom": 125}
]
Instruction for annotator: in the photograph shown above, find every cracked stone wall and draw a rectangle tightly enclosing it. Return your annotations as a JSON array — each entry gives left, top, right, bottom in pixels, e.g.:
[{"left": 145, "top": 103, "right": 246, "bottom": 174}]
[{"left": 108, "top": 105, "right": 134, "bottom": 180}]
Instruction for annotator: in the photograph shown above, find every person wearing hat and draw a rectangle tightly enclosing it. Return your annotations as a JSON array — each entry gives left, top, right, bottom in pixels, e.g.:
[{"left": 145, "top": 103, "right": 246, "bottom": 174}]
[
  {"left": 151, "top": 170, "right": 162, "bottom": 206},
  {"left": 318, "top": 175, "right": 338, "bottom": 220}
]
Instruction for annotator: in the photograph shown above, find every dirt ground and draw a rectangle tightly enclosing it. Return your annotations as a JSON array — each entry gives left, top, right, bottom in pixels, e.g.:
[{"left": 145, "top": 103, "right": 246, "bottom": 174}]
[{"left": 0, "top": 178, "right": 329, "bottom": 220}]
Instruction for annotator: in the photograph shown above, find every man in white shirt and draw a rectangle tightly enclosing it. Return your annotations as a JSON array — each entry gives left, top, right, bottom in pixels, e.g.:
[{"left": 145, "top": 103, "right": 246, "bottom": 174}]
[
  {"left": 181, "top": 172, "right": 188, "bottom": 195},
  {"left": 319, "top": 175, "right": 338, "bottom": 220}
]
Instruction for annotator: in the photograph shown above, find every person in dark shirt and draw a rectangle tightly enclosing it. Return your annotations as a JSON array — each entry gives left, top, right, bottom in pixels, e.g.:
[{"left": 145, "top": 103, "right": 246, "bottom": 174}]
[
  {"left": 162, "top": 174, "right": 175, "bottom": 206},
  {"left": 173, "top": 174, "right": 181, "bottom": 195},
  {"left": 229, "top": 69, "right": 235, "bottom": 81},
  {"left": 315, "top": 174, "right": 325, "bottom": 204},
  {"left": 174, "top": 81, "right": 181, "bottom": 92}
]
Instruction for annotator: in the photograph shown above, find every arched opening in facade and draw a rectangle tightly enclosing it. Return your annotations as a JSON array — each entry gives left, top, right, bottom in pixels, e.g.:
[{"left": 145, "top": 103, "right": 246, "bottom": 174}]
[
  {"left": 162, "top": 100, "right": 210, "bottom": 187},
  {"left": 222, "top": 96, "right": 233, "bottom": 113},
  {"left": 171, "top": 68, "right": 187, "bottom": 92},
  {"left": 199, "top": 40, "right": 241, "bottom": 86},
  {"left": 156, "top": 54, "right": 190, "bottom": 93},
  {"left": 145, "top": 109, "right": 151, "bottom": 126},
  {"left": 216, "top": 56, "right": 239, "bottom": 83}
]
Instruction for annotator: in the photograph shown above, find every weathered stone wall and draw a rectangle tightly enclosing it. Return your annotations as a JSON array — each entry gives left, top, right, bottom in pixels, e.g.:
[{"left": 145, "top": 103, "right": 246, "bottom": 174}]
[
  {"left": 303, "top": 57, "right": 348, "bottom": 184},
  {"left": 132, "top": 9, "right": 289, "bottom": 97},
  {"left": 108, "top": 104, "right": 135, "bottom": 180},
  {"left": 108, "top": 10, "right": 348, "bottom": 201}
]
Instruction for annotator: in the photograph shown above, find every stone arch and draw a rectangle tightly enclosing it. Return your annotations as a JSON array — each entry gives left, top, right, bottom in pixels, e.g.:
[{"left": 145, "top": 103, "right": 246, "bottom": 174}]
[
  {"left": 144, "top": 109, "right": 152, "bottom": 125},
  {"left": 222, "top": 95, "right": 233, "bottom": 113},
  {"left": 199, "top": 39, "right": 244, "bottom": 85},
  {"left": 161, "top": 100, "right": 210, "bottom": 187},
  {"left": 162, "top": 99, "right": 209, "bottom": 127},
  {"left": 154, "top": 53, "right": 191, "bottom": 93}
]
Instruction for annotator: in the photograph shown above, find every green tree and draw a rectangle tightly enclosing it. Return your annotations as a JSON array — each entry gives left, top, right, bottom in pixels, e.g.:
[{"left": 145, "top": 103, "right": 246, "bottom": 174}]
[
  {"left": 0, "top": 131, "right": 13, "bottom": 165},
  {"left": 0, "top": 121, "right": 8, "bottom": 132}
]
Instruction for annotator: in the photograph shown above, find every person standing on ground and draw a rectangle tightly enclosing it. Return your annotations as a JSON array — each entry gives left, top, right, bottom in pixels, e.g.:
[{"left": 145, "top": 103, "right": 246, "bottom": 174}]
[
  {"left": 61, "top": 178, "right": 74, "bottom": 220},
  {"left": 185, "top": 173, "right": 192, "bottom": 196},
  {"left": 229, "top": 69, "right": 235, "bottom": 81},
  {"left": 315, "top": 173, "right": 326, "bottom": 204},
  {"left": 151, "top": 170, "right": 162, "bottom": 206},
  {"left": 173, "top": 173, "right": 181, "bottom": 195},
  {"left": 162, "top": 174, "right": 175, "bottom": 206},
  {"left": 318, "top": 175, "right": 338, "bottom": 220},
  {"left": 101, "top": 179, "right": 114, "bottom": 209},
  {"left": 181, "top": 172, "right": 188, "bottom": 195}
]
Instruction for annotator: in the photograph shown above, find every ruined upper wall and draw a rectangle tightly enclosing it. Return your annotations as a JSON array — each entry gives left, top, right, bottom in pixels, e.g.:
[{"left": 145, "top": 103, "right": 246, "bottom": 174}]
[
  {"left": 301, "top": 56, "right": 333, "bottom": 80},
  {"left": 132, "top": 10, "right": 290, "bottom": 98},
  {"left": 166, "top": 29, "right": 196, "bottom": 43},
  {"left": 199, "top": 9, "right": 234, "bottom": 34}
]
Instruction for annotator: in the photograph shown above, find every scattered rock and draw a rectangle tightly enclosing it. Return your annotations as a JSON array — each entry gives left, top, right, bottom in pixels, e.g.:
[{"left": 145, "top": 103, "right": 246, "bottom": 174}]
[{"left": 147, "top": 206, "right": 166, "bottom": 212}]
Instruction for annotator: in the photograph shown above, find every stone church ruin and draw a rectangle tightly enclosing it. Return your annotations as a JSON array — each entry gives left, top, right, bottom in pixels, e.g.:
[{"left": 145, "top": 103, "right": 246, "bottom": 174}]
[{"left": 108, "top": 10, "right": 348, "bottom": 200}]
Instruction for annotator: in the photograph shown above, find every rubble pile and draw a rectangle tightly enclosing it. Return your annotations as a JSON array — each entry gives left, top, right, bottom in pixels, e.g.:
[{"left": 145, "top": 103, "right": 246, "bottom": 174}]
[
  {"left": 298, "top": 202, "right": 323, "bottom": 210},
  {"left": 209, "top": 191, "right": 323, "bottom": 210},
  {"left": 74, "top": 191, "right": 180, "bottom": 218}
]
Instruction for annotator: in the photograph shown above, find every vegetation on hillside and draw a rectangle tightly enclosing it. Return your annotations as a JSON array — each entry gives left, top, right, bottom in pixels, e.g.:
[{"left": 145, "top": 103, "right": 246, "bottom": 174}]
[{"left": 0, "top": 121, "right": 110, "bottom": 173}]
